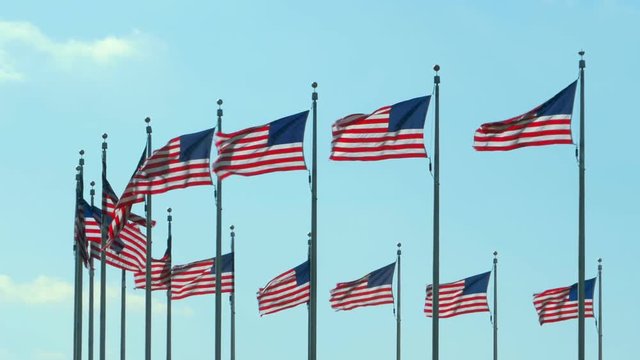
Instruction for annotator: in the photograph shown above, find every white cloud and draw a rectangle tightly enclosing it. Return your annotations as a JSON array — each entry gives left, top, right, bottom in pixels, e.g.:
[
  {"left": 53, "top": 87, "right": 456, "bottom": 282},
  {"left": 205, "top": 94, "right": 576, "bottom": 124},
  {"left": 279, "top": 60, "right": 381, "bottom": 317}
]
[
  {"left": 0, "top": 274, "right": 73, "bottom": 304},
  {"left": 32, "top": 350, "right": 66, "bottom": 360},
  {"left": 0, "top": 21, "right": 152, "bottom": 81},
  {"left": 0, "top": 274, "right": 193, "bottom": 316}
]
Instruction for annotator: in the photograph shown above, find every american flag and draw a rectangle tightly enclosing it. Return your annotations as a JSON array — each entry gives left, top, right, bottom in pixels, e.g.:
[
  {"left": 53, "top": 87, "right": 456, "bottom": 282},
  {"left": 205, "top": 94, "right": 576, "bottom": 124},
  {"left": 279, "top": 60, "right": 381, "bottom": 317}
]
[
  {"left": 74, "top": 194, "right": 89, "bottom": 266},
  {"left": 424, "top": 271, "right": 491, "bottom": 318},
  {"left": 257, "top": 260, "right": 310, "bottom": 316},
  {"left": 170, "top": 253, "right": 234, "bottom": 301},
  {"left": 473, "top": 81, "right": 577, "bottom": 151},
  {"left": 330, "top": 96, "right": 430, "bottom": 161},
  {"left": 212, "top": 111, "right": 309, "bottom": 180},
  {"left": 330, "top": 262, "right": 395, "bottom": 311},
  {"left": 134, "top": 246, "right": 171, "bottom": 291},
  {"left": 88, "top": 205, "right": 147, "bottom": 272},
  {"left": 83, "top": 200, "right": 102, "bottom": 244},
  {"left": 110, "top": 129, "right": 214, "bottom": 240},
  {"left": 533, "top": 278, "right": 596, "bottom": 325}
]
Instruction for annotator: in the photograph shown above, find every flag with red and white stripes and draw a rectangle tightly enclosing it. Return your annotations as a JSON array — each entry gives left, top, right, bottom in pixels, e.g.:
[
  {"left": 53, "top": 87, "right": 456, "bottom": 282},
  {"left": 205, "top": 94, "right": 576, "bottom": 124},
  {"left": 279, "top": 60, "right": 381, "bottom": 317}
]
[
  {"left": 212, "top": 111, "right": 309, "bottom": 180},
  {"left": 473, "top": 81, "right": 577, "bottom": 151},
  {"left": 171, "top": 253, "right": 234, "bottom": 300},
  {"left": 330, "top": 96, "right": 430, "bottom": 161},
  {"left": 109, "top": 128, "right": 214, "bottom": 241},
  {"left": 424, "top": 271, "right": 491, "bottom": 318},
  {"left": 134, "top": 246, "right": 171, "bottom": 291},
  {"left": 257, "top": 260, "right": 309, "bottom": 316},
  {"left": 330, "top": 262, "right": 395, "bottom": 311},
  {"left": 533, "top": 278, "right": 595, "bottom": 325}
]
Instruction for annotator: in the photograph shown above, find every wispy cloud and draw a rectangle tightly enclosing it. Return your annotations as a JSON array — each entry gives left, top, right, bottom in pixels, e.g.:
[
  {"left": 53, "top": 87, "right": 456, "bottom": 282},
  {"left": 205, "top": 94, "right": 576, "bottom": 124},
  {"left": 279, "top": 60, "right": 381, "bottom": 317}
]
[
  {"left": 0, "top": 274, "right": 72, "bottom": 304},
  {"left": 0, "top": 274, "right": 192, "bottom": 316},
  {"left": 0, "top": 21, "right": 154, "bottom": 81},
  {"left": 32, "top": 350, "right": 66, "bottom": 360}
]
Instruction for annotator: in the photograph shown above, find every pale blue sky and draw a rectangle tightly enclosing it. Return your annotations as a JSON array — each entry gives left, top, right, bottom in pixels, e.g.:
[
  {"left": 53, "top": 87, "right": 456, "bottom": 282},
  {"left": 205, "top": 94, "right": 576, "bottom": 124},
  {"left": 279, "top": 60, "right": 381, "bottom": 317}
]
[{"left": 1, "top": 1, "right": 638, "bottom": 359}]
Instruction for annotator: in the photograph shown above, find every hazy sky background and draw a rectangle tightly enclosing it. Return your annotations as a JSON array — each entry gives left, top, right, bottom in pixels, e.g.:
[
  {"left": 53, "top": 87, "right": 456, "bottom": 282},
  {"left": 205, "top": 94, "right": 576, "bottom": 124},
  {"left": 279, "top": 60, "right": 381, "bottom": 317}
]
[{"left": 1, "top": 1, "right": 638, "bottom": 359}]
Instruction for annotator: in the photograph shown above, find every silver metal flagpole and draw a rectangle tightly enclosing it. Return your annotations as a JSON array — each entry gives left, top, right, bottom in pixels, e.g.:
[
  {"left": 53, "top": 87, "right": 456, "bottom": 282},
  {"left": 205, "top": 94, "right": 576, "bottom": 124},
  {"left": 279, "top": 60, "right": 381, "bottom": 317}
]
[
  {"left": 120, "top": 269, "right": 126, "bottom": 360},
  {"left": 396, "top": 243, "right": 401, "bottom": 360},
  {"left": 230, "top": 225, "right": 236, "bottom": 360},
  {"left": 310, "top": 82, "right": 318, "bottom": 360},
  {"left": 598, "top": 258, "right": 603, "bottom": 360},
  {"left": 74, "top": 151, "right": 85, "bottom": 360},
  {"left": 144, "top": 117, "right": 153, "bottom": 360},
  {"left": 100, "top": 135, "right": 108, "bottom": 360},
  {"left": 577, "top": 50, "right": 586, "bottom": 360},
  {"left": 89, "top": 181, "right": 96, "bottom": 360},
  {"left": 167, "top": 208, "right": 173, "bottom": 360},
  {"left": 215, "top": 99, "right": 224, "bottom": 360},
  {"left": 493, "top": 251, "right": 498, "bottom": 360},
  {"left": 432, "top": 65, "right": 441, "bottom": 360}
]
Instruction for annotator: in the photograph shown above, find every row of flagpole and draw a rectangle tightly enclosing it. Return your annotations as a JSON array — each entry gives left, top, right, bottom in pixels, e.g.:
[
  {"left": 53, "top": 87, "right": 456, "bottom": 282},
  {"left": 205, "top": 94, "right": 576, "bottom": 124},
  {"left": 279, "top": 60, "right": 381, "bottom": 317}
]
[{"left": 72, "top": 52, "right": 595, "bottom": 360}]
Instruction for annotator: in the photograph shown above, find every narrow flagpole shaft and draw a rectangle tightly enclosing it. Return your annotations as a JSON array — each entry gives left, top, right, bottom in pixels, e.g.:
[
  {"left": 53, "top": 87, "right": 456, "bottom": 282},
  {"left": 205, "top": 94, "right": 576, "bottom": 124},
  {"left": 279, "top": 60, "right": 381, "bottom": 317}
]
[
  {"left": 578, "top": 51, "right": 586, "bottom": 360},
  {"left": 310, "top": 82, "right": 318, "bottom": 360},
  {"left": 598, "top": 258, "right": 602, "bottom": 360},
  {"left": 215, "top": 99, "right": 224, "bottom": 360},
  {"left": 144, "top": 118, "right": 153, "bottom": 360},
  {"left": 89, "top": 182, "right": 96, "bottom": 360},
  {"left": 396, "top": 243, "right": 401, "bottom": 360},
  {"left": 432, "top": 65, "right": 441, "bottom": 360},
  {"left": 120, "top": 269, "right": 126, "bottom": 360},
  {"left": 74, "top": 152, "right": 85, "bottom": 360},
  {"left": 100, "top": 136, "right": 108, "bottom": 360},
  {"left": 167, "top": 209, "right": 173, "bottom": 360},
  {"left": 493, "top": 251, "right": 498, "bottom": 360},
  {"left": 230, "top": 226, "right": 236, "bottom": 360}
]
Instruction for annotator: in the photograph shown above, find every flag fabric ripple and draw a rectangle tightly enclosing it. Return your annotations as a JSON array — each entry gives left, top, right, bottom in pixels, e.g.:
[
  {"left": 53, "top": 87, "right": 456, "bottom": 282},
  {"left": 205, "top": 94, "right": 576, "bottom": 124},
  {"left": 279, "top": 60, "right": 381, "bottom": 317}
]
[
  {"left": 330, "top": 262, "right": 395, "bottom": 311},
  {"left": 533, "top": 278, "right": 595, "bottom": 325},
  {"left": 257, "top": 260, "right": 310, "bottom": 316},
  {"left": 473, "top": 81, "right": 577, "bottom": 151},
  {"left": 424, "top": 271, "right": 491, "bottom": 318},
  {"left": 170, "top": 253, "right": 234, "bottom": 300},
  {"left": 330, "top": 96, "right": 430, "bottom": 161}
]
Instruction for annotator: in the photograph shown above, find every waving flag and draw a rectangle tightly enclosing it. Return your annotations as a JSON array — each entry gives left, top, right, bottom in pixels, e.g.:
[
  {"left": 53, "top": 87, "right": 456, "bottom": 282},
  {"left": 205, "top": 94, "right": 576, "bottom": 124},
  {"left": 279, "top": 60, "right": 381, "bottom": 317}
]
[
  {"left": 473, "top": 81, "right": 577, "bottom": 151},
  {"left": 134, "top": 246, "right": 171, "bottom": 291},
  {"left": 330, "top": 262, "right": 395, "bottom": 311},
  {"left": 533, "top": 278, "right": 595, "bottom": 325},
  {"left": 213, "top": 111, "right": 309, "bottom": 179},
  {"left": 257, "top": 260, "right": 310, "bottom": 316},
  {"left": 83, "top": 200, "right": 102, "bottom": 244},
  {"left": 170, "top": 253, "right": 234, "bottom": 300},
  {"left": 330, "top": 96, "right": 430, "bottom": 161},
  {"left": 424, "top": 271, "right": 491, "bottom": 318}
]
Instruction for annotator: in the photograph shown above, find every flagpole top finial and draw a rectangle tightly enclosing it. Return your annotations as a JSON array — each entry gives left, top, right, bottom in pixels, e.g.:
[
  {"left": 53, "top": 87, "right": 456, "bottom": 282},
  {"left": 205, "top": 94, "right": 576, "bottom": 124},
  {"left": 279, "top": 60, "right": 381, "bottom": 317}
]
[
  {"left": 494, "top": 251, "right": 498, "bottom": 257},
  {"left": 145, "top": 117, "right": 151, "bottom": 124},
  {"left": 433, "top": 64, "right": 440, "bottom": 72},
  {"left": 90, "top": 181, "right": 95, "bottom": 187},
  {"left": 79, "top": 149, "right": 85, "bottom": 156},
  {"left": 312, "top": 82, "right": 318, "bottom": 89},
  {"left": 167, "top": 207, "right": 172, "bottom": 213},
  {"left": 76, "top": 165, "right": 82, "bottom": 172},
  {"left": 579, "top": 50, "right": 585, "bottom": 58},
  {"left": 397, "top": 242, "right": 401, "bottom": 255},
  {"left": 217, "top": 99, "right": 223, "bottom": 106},
  {"left": 102, "top": 133, "right": 108, "bottom": 140},
  {"left": 598, "top": 257, "right": 602, "bottom": 263},
  {"left": 230, "top": 225, "right": 235, "bottom": 231}
]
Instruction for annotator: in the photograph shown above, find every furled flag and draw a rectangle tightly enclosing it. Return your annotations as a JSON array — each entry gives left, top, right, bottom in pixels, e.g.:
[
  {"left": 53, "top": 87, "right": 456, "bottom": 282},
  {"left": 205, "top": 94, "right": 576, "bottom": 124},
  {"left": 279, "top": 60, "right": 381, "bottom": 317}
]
[
  {"left": 170, "top": 253, "right": 234, "bottom": 300},
  {"left": 73, "top": 195, "right": 89, "bottom": 266},
  {"left": 330, "top": 262, "right": 395, "bottom": 311},
  {"left": 257, "top": 260, "right": 310, "bottom": 316},
  {"left": 330, "top": 96, "right": 431, "bottom": 161},
  {"left": 87, "top": 204, "right": 147, "bottom": 272},
  {"left": 424, "top": 271, "right": 491, "bottom": 318},
  {"left": 212, "top": 111, "right": 309, "bottom": 179},
  {"left": 473, "top": 81, "right": 577, "bottom": 151},
  {"left": 532, "top": 278, "right": 596, "bottom": 325},
  {"left": 110, "top": 128, "right": 214, "bottom": 240},
  {"left": 134, "top": 246, "right": 171, "bottom": 291}
]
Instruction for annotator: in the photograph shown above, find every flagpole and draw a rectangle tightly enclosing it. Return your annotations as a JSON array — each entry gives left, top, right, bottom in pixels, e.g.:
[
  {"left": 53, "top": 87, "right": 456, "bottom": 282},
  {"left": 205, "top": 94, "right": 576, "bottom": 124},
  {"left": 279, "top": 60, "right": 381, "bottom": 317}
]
[
  {"left": 578, "top": 50, "right": 586, "bottom": 360},
  {"left": 89, "top": 181, "right": 96, "bottom": 360},
  {"left": 74, "top": 151, "right": 85, "bottom": 360},
  {"left": 432, "top": 65, "right": 441, "bottom": 360},
  {"left": 120, "top": 268, "right": 126, "bottom": 360},
  {"left": 230, "top": 225, "right": 236, "bottom": 360},
  {"left": 144, "top": 117, "right": 153, "bottom": 360},
  {"left": 493, "top": 251, "right": 498, "bottom": 360},
  {"left": 167, "top": 208, "right": 173, "bottom": 360},
  {"left": 396, "top": 243, "right": 401, "bottom": 360},
  {"left": 215, "top": 99, "right": 224, "bottom": 360},
  {"left": 100, "top": 134, "right": 108, "bottom": 360},
  {"left": 597, "top": 258, "right": 602, "bottom": 360},
  {"left": 310, "top": 81, "right": 318, "bottom": 360}
]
